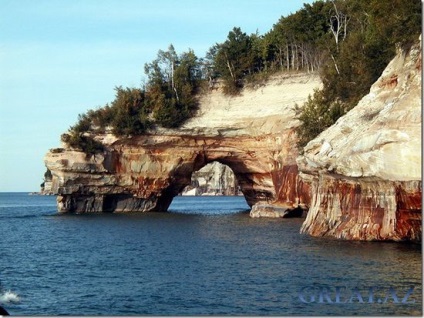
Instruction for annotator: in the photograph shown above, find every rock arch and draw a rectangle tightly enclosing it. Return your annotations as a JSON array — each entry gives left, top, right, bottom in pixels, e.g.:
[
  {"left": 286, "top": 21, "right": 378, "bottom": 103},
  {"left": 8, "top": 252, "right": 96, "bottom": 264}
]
[
  {"left": 46, "top": 133, "right": 310, "bottom": 215},
  {"left": 44, "top": 73, "right": 320, "bottom": 216},
  {"left": 43, "top": 48, "right": 422, "bottom": 240}
]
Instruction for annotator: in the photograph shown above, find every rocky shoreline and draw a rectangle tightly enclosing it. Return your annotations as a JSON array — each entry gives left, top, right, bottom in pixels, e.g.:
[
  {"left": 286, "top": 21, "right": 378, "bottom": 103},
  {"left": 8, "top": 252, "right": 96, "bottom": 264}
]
[{"left": 43, "top": 40, "right": 421, "bottom": 241}]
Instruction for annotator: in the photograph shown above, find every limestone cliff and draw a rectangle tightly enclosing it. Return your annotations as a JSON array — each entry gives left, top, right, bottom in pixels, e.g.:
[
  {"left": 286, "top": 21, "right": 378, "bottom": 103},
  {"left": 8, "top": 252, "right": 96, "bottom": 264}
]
[
  {"left": 297, "top": 39, "right": 422, "bottom": 242},
  {"left": 45, "top": 73, "right": 320, "bottom": 214}
]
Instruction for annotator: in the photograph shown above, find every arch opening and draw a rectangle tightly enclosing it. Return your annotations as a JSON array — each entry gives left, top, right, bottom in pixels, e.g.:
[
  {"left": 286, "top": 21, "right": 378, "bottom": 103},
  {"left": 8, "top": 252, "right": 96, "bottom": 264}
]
[
  {"left": 168, "top": 161, "right": 250, "bottom": 215},
  {"left": 180, "top": 162, "right": 241, "bottom": 197},
  {"left": 50, "top": 137, "right": 305, "bottom": 216}
]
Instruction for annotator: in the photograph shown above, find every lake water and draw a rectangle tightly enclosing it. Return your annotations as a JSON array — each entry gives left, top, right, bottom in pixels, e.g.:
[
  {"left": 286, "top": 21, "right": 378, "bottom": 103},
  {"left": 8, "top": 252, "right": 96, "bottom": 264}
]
[{"left": 0, "top": 193, "right": 421, "bottom": 316}]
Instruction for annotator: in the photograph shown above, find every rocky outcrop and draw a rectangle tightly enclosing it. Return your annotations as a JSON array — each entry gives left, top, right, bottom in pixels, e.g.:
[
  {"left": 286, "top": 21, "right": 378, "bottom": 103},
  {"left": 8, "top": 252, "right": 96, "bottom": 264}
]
[
  {"left": 43, "top": 37, "right": 422, "bottom": 242},
  {"left": 39, "top": 169, "right": 54, "bottom": 195},
  {"left": 250, "top": 203, "right": 304, "bottom": 218},
  {"left": 182, "top": 162, "right": 240, "bottom": 196},
  {"left": 45, "top": 73, "right": 321, "bottom": 214},
  {"left": 297, "top": 38, "right": 422, "bottom": 242}
]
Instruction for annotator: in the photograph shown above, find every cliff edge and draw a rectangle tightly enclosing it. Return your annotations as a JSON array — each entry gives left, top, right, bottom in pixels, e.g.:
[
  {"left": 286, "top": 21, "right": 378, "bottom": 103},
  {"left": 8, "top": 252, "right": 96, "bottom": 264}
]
[{"left": 297, "top": 38, "right": 422, "bottom": 242}]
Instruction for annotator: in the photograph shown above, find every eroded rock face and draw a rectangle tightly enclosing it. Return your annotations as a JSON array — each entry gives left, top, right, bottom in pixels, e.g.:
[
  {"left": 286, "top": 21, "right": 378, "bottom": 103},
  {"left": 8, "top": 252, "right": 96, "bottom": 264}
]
[
  {"left": 297, "top": 38, "right": 422, "bottom": 242},
  {"left": 45, "top": 73, "right": 321, "bottom": 214},
  {"left": 46, "top": 133, "right": 304, "bottom": 213}
]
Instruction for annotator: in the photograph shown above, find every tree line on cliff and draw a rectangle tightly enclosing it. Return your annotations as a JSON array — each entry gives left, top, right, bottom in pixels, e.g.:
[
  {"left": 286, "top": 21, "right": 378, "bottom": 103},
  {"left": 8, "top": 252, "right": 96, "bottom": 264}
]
[{"left": 63, "top": 0, "right": 421, "bottom": 154}]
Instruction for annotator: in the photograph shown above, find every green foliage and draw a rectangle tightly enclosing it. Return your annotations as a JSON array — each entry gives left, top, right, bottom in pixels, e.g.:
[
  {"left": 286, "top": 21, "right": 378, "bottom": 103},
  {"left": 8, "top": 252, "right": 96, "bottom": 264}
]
[
  {"left": 64, "top": 86, "right": 154, "bottom": 154},
  {"left": 212, "top": 27, "right": 255, "bottom": 94},
  {"left": 71, "top": 113, "right": 92, "bottom": 134},
  {"left": 293, "top": 0, "right": 421, "bottom": 148},
  {"left": 144, "top": 45, "right": 200, "bottom": 127},
  {"left": 86, "top": 105, "right": 116, "bottom": 132},
  {"left": 61, "top": 133, "right": 105, "bottom": 156},
  {"left": 65, "top": 46, "right": 202, "bottom": 153},
  {"left": 365, "top": 0, "right": 422, "bottom": 48},
  {"left": 109, "top": 87, "right": 152, "bottom": 136},
  {"left": 295, "top": 90, "right": 345, "bottom": 148},
  {"left": 153, "top": 97, "right": 182, "bottom": 128},
  {"left": 64, "top": 0, "right": 421, "bottom": 154}
]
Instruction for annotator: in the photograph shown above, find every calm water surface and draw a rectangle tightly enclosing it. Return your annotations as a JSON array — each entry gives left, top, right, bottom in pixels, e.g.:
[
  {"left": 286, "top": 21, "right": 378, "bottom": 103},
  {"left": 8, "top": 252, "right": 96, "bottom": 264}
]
[{"left": 0, "top": 193, "right": 421, "bottom": 316}]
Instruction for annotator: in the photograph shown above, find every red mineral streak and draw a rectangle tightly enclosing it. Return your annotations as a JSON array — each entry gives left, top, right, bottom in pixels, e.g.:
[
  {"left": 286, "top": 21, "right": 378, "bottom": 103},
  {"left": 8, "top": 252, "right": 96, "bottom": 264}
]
[
  {"left": 46, "top": 132, "right": 306, "bottom": 215},
  {"left": 300, "top": 176, "right": 421, "bottom": 242},
  {"left": 274, "top": 165, "right": 311, "bottom": 206}
]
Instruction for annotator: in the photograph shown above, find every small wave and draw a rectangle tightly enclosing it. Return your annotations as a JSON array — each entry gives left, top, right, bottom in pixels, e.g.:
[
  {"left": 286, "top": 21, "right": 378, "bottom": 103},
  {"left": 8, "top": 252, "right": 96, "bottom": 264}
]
[
  {"left": 0, "top": 290, "right": 20, "bottom": 304},
  {"left": 0, "top": 213, "right": 57, "bottom": 220}
]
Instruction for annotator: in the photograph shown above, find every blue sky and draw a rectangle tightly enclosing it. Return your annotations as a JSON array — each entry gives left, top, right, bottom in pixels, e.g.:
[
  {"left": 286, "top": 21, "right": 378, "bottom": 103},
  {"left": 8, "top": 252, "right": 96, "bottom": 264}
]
[{"left": 0, "top": 0, "right": 313, "bottom": 192}]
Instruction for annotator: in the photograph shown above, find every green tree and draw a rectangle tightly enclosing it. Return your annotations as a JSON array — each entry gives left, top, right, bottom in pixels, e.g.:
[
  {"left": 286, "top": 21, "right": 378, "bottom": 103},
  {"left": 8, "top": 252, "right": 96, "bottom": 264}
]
[
  {"left": 213, "top": 27, "right": 254, "bottom": 94},
  {"left": 63, "top": 86, "right": 151, "bottom": 154},
  {"left": 295, "top": 0, "right": 421, "bottom": 148},
  {"left": 62, "top": 0, "right": 422, "bottom": 154},
  {"left": 110, "top": 86, "right": 151, "bottom": 136},
  {"left": 295, "top": 89, "right": 345, "bottom": 148},
  {"left": 144, "top": 45, "right": 200, "bottom": 127},
  {"left": 266, "top": 1, "right": 332, "bottom": 73}
]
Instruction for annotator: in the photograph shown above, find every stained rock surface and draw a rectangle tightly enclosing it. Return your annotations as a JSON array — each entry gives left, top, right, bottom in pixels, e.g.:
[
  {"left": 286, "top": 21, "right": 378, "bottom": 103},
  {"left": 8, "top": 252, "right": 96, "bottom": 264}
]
[
  {"left": 45, "top": 74, "right": 320, "bottom": 215},
  {"left": 44, "top": 38, "right": 422, "bottom": 243},
  {"left": 297, "top": 38, "right": 422, "bottom": 242}
]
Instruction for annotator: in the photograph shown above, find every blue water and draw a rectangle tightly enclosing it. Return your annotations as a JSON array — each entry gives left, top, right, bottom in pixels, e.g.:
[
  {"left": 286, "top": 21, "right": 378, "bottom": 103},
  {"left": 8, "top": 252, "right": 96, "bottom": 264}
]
[{"left": 0, "top": 193, "right": 421, "bottom": 316}]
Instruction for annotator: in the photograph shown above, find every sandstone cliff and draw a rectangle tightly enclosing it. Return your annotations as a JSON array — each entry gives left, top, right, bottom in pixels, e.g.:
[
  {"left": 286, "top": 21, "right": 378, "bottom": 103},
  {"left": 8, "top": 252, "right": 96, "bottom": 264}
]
[
  {"left": 45, "top": 73, "right": 320, "bottom": 214},
  {"left": 182, "top": 162, "right": 239, "bottom": 196},
  {"left": 44, "top": 38, "right": 422, "bottom": 242},
  {"left": 297, "top": 38, "right": 422, "bottom": 242}
]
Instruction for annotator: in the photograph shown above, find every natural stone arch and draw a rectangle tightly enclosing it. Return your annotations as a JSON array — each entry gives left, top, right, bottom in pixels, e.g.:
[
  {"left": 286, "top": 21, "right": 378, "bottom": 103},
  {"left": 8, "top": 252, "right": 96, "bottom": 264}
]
[
  {"left": 44, "top": 73, "right": 320, "bottom": 216},
  {"left": 46, "top": 133, "right": 310, "bottom": 215},
  {"left": 173, "top": 157, "right": 271, "bottom": 206},
  {"left": 149, "top": 148, "right": 276, "bottom": 213}
]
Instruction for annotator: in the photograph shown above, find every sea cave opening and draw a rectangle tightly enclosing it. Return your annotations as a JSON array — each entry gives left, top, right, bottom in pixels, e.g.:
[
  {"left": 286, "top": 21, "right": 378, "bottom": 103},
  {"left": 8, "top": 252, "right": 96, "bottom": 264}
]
[{"left": 168, "top": 162, "right": 250, "bottom": 215}]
